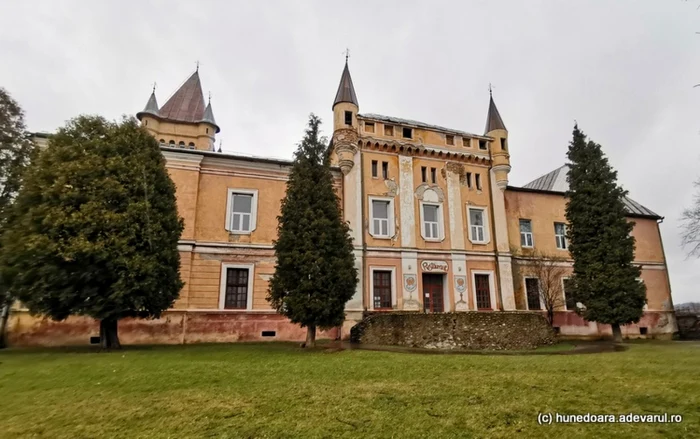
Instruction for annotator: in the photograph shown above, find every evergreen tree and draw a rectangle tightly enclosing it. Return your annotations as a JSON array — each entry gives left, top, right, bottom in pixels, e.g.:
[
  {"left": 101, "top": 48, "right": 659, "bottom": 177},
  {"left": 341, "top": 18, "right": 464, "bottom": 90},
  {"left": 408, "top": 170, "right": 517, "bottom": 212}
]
[
  {"left": 0, "top": 88, "right": 37, "bottom": 348},
  {"left": 0, "top": 115, "right": 183, "bottom": 349},
  {"left": 268, "top": 114, "right": 357, "bottom": 348},
  {"left": 565, "top": 124, "right": 646, "bottom": 342}
]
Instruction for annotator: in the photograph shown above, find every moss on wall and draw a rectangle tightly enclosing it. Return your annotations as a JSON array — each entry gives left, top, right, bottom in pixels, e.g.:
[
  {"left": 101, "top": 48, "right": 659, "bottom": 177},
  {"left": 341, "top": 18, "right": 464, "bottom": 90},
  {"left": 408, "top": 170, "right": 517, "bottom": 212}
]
[{"left": 350, "top": 312, "right": 555, "bottom": 350}]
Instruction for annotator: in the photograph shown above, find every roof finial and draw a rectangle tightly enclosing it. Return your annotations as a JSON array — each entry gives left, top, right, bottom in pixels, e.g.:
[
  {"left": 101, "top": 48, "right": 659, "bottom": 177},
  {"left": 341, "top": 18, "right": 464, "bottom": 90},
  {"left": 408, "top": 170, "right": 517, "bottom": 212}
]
[
  {"left": 152, "top": 82, "right": 157, "bottom": 94},
  {"left": 208, "top": 91, "right": 211, "bottom": 104},
  {"left": 343, "top": 48, "right": 350, "bottom": 64},
  {"left": 195, "top": 60, "right": 200, "bottom": 72},
  {"left": 217, "top": 139, "right": 222, "bottom": 153},
  {"left": 488, "top": 83, "right": 493, "bottom": 97}
]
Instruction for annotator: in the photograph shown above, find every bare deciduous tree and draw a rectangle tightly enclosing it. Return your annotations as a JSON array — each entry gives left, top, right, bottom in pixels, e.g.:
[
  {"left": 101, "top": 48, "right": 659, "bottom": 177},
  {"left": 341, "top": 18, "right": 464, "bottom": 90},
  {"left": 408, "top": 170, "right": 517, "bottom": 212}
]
[
  {"left": 513, "top": 248, "right": 569, "bottom": 325},
  {"left": 681, "top": 180, "right": 700, "bottom": 256}
]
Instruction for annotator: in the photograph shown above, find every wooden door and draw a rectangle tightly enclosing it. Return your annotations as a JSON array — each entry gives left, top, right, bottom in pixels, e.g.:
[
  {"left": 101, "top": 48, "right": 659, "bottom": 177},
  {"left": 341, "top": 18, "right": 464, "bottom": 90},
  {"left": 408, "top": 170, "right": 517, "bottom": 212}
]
[
  {"left": 422, "top": 274, "right": 444, "bottom": 313},
  {"left": 475, "top": 274, "right": 491, "bottom": 310}
]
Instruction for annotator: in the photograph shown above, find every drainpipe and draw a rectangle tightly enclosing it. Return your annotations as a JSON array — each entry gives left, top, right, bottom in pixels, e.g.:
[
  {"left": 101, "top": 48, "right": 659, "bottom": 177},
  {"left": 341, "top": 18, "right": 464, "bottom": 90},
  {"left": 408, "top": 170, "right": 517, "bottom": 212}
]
[
  {"left": 486, "top": 144, "right": 505, "bottom": 310},
  {"left": 360, "top": 147, "right": 368, "bottom": 316}
]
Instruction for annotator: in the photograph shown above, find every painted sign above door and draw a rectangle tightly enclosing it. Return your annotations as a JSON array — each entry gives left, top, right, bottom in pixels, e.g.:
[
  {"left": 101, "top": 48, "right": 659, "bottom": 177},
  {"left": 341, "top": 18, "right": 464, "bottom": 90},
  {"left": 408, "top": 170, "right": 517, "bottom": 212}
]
[{"left": 421, "top": 260, "right": 449, "bottom": 273}]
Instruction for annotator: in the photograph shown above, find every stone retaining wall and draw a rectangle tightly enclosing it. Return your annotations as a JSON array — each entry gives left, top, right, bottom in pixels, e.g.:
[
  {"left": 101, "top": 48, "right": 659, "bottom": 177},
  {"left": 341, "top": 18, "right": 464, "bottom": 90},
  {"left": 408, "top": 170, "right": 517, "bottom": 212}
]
[{"left": 350, "top": 312, "right": 555, "bottom": 350}]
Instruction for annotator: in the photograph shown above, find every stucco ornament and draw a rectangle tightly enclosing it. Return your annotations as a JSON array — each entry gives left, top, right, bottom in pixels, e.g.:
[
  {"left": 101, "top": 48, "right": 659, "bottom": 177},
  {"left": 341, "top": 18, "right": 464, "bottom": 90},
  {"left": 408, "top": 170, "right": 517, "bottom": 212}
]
[
  {"left": 384, "top": 179, "right": 398, "bottom": 197},
  {"left": 333, "top": 128, "right": 359, "bottom": 175},
  {"left": 415, "top": 183, "right": 445, "bottom": 202},
  {"left": 403, "top": 274, "right": 420, "bottom": 311}
]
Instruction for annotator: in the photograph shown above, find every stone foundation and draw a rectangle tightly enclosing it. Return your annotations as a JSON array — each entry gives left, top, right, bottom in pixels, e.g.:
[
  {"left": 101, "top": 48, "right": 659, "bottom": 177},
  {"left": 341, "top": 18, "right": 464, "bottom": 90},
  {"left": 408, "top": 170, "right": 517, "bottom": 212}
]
[
  {"left": 6, "top": 310, "right": 339, "bottom": 347},
  {"left": 350, "top": 312, "right": 555, "bottom": 350},
  {"left": 552, "top": 310, "right": 677, "bottom": 340}
]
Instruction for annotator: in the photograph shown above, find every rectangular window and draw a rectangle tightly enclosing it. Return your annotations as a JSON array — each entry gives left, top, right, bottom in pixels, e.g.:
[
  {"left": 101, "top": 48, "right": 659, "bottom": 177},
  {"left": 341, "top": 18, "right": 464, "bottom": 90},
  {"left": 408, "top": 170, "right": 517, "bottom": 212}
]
[
  {"left": 421, "top": 166, "right": 427, "bottom": 183},
  {"left": 478, "top": 139, "right": 487, "bottom": 150},
  {"left": 525, "top": 278, "right": 541, "bottom": 310},
  {"left": 344, "top": 111, "right": 352, "bottom": 125},
  {"left": 520, "top": 219, "right": 534, "bottom": 248},
  {"left": 430, "top": 167, "right": 437, "bottom": 184},
  {"left": 563, "top": 278, "right": 576, "bottom": 311},
  {"left": 382, "top": 161, "right": 389, "bottom": 179},
  {"left": 230, "top": 193, "right": 253, "bottom": 232},
  {"left": 365, "top": 122, "right": 375, "bottom": 133},
  {"left": 422, "top": 204, "right": 440, "bottom": 239},
  {"left": 555, "top": 223, "right": 567, "bottom": 250},
  {"left": 371, "top": 160, "right": 378, "bottom": 178},
  {"left": 373, "top": 270, "right": 392, "bottom": 309},
  {"left": 384, "top": 125, "right": 394, "bottom": 136},
  {"left": 446, "top": 135, "right": 454, "bottom": 145},
  {"left": 475, "top": 274, "right": 491, "bottom": 309},
  {"left": 466, "top": 172, "right": 472, "bottom": 188},
  {"left": 224, "top": 268, "right": 249, "bottom": 309},
  {"left": 469, "top": 208, "right": 486, "bottom": 243},
  {"left": 463, "top": 137, "right": 470, "bottom": 147},
  {"left": 475, "top": 173, "right": 482, "bottom": 190},
  {"left": 500, "top": 138, "right": 507, "bottom": 151},
  {"left": 402, "top": 127, "right": 413, "bottom": 139},
  {"left": 371, "top": 200, "right": 390, "bottom": 237}
]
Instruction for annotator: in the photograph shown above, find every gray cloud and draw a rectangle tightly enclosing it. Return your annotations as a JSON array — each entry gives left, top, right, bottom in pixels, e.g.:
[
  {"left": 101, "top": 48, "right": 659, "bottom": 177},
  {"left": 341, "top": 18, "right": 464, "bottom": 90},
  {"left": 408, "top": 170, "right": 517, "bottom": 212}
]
[{"left": 2, "top": 0, "right": 698, "bottom": 303}]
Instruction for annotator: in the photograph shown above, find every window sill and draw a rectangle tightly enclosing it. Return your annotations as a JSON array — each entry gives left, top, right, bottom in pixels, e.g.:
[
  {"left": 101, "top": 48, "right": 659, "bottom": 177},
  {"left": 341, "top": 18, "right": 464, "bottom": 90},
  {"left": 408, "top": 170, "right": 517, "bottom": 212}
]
[
  {"left": 228, "top": 231, "right": 252, "bottom": 235},
  {"left": 521, "top": 246, "right": 534, "bottom": 249},
  {"left": 422, "top": 236, "right": 444, "bottom": 243},
  {"left": 469, "top": 240, "right": 489, "bottom": 245},
  {"left": 370, "top": 234, "right": 392, "bottom": 240}
]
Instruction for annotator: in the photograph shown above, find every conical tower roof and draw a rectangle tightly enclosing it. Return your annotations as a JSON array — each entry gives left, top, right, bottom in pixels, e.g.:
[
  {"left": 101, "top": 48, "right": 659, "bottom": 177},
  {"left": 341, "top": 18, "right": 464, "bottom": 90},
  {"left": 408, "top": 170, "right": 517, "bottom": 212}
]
[
  {"left": 333, "top": 61, "right": 359, "bottom": 109},
  {"left": 136, "top": 91, "right": 159, "bottom": 120},
  {"left": 484, "top": 93, "right": 507, "bottom": 134},
  {"left": 159, "top": 71, "right": 206, "bottom": 124}
]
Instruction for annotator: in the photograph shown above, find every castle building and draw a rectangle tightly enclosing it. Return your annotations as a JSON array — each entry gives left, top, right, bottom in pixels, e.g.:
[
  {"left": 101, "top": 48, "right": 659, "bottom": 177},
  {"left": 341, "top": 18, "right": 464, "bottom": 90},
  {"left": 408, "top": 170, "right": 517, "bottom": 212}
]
[{"left": 7, "top": 63, "right": 677, "bottom": 346}]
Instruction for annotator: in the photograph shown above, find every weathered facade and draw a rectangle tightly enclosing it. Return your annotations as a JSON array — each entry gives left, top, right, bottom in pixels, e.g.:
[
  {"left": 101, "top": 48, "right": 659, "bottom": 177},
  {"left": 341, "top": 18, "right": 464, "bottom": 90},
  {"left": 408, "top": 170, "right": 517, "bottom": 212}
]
[{"left": 7, "top": 62, "right": 677, "bottom": 346}]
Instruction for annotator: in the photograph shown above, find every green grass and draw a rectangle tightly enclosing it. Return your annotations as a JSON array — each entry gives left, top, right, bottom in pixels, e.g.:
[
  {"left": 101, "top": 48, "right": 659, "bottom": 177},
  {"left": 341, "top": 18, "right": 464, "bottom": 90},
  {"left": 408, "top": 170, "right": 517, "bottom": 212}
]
[{"left": 0, "top": 341, "right": 698, "bottom": 438}]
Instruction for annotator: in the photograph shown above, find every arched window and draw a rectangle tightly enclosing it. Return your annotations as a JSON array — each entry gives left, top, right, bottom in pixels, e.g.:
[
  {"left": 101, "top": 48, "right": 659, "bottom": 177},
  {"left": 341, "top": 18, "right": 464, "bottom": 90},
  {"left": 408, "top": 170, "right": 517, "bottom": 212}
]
[
  {"left": 188, "top": 142, "right": 195, "bottom": 149},
  {"left": 178, "top": 141, "right": 185, "bottom": 148},
  {"left": 159, "top": 139, "right": 166, "bottom": 147},
  {"left": 168, "top": 140, "right": 175, "bottom": 147}
]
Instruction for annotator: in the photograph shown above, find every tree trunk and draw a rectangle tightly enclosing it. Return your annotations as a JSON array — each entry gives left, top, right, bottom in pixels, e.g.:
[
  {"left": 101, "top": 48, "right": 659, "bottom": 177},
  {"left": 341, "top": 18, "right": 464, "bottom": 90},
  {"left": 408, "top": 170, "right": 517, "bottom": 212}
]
[
  {"left": 611, "top": 323, "right": 623, "bottom": 343},
  {"left": 304, "top": 325, "right": 317, "bottom": 348},
  {"left": 0, "top": 303, "right": 10, "bottom": 349},
  {"left": 99, "top": 318, "right": 121, "bottom": 350},
  {"left": 547, "top": 308, "right": 555, "bottom": 326}
]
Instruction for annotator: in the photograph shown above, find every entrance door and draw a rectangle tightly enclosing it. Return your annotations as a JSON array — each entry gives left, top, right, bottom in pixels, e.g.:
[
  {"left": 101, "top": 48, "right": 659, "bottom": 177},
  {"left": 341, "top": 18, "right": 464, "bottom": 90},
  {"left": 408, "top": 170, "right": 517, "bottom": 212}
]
[{"left": 422, "top": 273, "right": 444, "bottom": 313}]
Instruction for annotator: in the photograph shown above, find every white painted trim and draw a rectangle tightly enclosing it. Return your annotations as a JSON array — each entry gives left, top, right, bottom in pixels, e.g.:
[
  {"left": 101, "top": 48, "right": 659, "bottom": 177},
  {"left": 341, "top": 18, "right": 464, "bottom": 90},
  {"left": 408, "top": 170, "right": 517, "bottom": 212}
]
[
  {"left": 219, "top": 263, "right": 255, "bottom": 310},
  {"left": 368, "top": 196, "right": 395, "bottom": 239},
  {"left": 523, "top": 275, "right": 544, "bottom": 310},
  {"left": 561, "top": 276, "right": 572, "bottom": 311},
  {"left": 225, "top": 188, "right": 258, "bottom": 234},
  {"left": 471, "top": 270, "right": 497, "bottom": 310},
  {"left": 467, "top": 206, "right": 490, "bottom": 244},
  {"left": 369, "top": 266, "right": 397, "bottom": 310},
  {"left": 554, "top": 222, "right": 568, "bottom": 250},
  {"left": 419, "top": 201, "right": 445, "bottom": 241},
  {"left": 519, "top": 219, "right": 534, "bottom": 248}
]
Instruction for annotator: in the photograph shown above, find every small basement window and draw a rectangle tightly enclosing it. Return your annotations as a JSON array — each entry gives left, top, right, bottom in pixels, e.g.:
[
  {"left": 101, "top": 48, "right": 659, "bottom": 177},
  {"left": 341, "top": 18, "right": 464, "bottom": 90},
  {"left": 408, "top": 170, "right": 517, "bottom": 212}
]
[
  {"left": 365, "top": 122, "right": 375, "bottom": 133},
  {"left": 371, "top": 160, "right": 378, "bottom": 178},
  {"left": 344, "top": 111, "right": 352, "bottom": 125},
  {"left": 382, "top": 162, "right": 389, "bottom": 179},
  {"left": 402, "top": 127, "right": 413, "bottom": 139},
  {"left": 384, "top": 125, "right": 394, "bottom": 136},
  {"left": 261, "top": 330, "right": 276, "bottom": 337},
  {"left": 446, "top": 135, "right": 454, "bottom": 146},
  {"left": 639, "top": 327, "right": 648, "bottom": 335},
  {"left": 478, "top": 139, "right": 487, "bottom": 150}
]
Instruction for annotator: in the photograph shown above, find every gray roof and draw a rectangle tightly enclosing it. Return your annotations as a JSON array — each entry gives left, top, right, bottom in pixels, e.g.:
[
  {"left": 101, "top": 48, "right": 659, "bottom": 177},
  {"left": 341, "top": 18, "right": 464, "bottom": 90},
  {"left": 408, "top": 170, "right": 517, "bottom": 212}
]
[
  {"left": 200, "top": 101, "right": 217, "bottom": 126},
  {"left": 137, "top": 91, "right": 159, "bottom": 118},
  {"left": 484, "top": 94, "right": 506, "bottom": 134},
  {"left": 333, "top": 62, "right": 359, "bottom": 108},
  {"left": 521, "top": 165, "right": 660, "bottom": 218},
  {"left": 358, "top": 113, "right": 486, "bottom": 139}
]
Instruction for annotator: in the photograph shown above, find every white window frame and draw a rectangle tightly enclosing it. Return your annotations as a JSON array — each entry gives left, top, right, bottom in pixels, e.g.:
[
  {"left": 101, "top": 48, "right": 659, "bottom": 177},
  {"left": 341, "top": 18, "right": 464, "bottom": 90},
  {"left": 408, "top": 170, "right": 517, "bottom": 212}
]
[
  {"left": 225, "top": 188, "right": 258, "bottom": 234},
  {"left": 369, "top": 266, "right": 397, "bottom": 310},
  {"left": 369, "top": 196, "right": 395, "bottom": 239},
  {"left": 471, "top": 270, "right": 497, "bottom": 311},
  {"left": 218, "top": 263, "right": 255, "bottom": 311},
  {"left": 419, "top": 201, "right": 444, "bottom": 241},
  {"left": 520, "top": 219, "right": 534, "bottom": 248},
  {"left": 523, "top": 276, "right": 543, "bottom": 310},
  {"left": 554, "top": 222, "right": 568, "bottom": 250},
  {"left": 467, "top": 206, "right": 490, "bottom": 244}
]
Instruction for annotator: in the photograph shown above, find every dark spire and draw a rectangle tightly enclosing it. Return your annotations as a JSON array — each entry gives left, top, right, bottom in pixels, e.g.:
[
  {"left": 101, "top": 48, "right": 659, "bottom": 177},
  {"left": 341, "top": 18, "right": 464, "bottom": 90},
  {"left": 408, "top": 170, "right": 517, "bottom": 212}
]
[
  {"left": 332, "top": 60, "right": 359, "bottom": 109},
  {"left": 199, "top": 91, "right": 219, "bottom": 132},
  {"left": 484, "top": 92, "right": 507, "bottom": 134},
  {"left": 136, "top": 89, "right": 159, "bottom": 120}
]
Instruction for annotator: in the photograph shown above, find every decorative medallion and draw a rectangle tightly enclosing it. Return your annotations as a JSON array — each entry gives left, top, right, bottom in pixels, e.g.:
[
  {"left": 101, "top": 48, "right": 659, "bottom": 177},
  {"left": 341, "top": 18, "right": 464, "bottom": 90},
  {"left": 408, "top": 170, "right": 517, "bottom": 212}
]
[
  {"left": 404, "top": 274, "right": 417, "bottom": 292},
  {"left": 454, "top": 275, "right": 467, "bottom": 293}
]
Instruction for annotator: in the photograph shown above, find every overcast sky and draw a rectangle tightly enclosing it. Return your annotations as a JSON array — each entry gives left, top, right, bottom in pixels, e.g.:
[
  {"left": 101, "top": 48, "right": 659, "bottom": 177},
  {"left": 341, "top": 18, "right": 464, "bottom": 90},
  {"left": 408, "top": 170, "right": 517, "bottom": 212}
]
[{"left": 2, "top": 1, "right": 699, "bottom": 304}]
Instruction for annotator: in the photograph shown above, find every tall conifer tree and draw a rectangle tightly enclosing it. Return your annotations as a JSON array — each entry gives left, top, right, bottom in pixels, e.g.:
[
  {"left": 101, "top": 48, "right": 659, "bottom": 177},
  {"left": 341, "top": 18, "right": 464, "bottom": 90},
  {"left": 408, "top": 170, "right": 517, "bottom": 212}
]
[
  {"left": 268, "top": 114, "right": 357, "bottom": 347},
  {"left": 565, "top": 125, "right": 646, "bottom": 342}
]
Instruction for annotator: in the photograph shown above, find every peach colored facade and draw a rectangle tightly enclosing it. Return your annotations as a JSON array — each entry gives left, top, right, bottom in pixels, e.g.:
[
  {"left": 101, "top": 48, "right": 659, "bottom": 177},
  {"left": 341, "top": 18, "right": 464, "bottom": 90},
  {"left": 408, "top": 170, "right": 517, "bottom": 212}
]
[{"left": 6, "top": 65, "right": 677, "bottom": 346}]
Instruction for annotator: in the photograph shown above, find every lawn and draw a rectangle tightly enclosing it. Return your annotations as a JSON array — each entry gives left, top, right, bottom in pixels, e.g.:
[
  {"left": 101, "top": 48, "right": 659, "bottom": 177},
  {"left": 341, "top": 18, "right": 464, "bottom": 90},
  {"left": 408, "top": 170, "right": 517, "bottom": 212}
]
[{"left": 0, "top": 341, "right": 698, "bottom": 438}]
